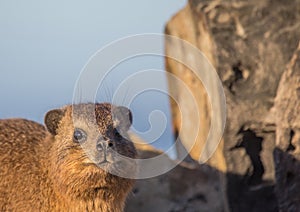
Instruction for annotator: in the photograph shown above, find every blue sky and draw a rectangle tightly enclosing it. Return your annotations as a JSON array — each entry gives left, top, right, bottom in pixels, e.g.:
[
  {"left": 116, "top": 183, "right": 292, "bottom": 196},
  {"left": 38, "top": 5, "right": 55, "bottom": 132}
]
[{"left": 0, "top": 1, "right": 186, "bottom": 156}]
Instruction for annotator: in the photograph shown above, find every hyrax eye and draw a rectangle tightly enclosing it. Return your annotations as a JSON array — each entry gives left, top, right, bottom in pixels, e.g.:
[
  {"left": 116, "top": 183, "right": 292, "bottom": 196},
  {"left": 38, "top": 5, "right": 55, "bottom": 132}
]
[{"left": 73, "top": 128, "right": 87, "bottom": 143}]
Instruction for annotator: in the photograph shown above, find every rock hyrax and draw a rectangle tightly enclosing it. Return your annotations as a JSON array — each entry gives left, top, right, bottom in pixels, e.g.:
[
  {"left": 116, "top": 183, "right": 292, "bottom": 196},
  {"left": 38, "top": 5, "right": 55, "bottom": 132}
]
[{"left": 0, "top": 103, "right": 137, "bottom": 212}]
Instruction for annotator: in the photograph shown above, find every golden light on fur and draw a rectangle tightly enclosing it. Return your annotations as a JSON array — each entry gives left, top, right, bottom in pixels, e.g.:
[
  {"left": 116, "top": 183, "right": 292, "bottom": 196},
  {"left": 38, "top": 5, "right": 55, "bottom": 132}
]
[{"left": 0, "top": 103, "right": 137, "bottom": 212}]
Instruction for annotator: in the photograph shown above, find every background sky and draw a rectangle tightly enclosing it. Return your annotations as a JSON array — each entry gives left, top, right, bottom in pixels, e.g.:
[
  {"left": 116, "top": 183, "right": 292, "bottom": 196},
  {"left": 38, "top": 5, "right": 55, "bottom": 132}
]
[{"left": 0, "top": 0, "right": 186, "bottom": 158}]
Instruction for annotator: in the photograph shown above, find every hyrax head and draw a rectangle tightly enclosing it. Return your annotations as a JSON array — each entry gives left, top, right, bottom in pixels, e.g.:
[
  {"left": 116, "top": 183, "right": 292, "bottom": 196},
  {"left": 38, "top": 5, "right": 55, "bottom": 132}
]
[{"left": 44, "top": 103, "right": 137, "bottom": 197}]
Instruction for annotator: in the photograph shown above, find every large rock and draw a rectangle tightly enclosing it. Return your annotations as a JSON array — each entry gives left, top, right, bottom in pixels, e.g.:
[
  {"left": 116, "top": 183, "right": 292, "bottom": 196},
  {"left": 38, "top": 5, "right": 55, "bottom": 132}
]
[
  {"left": 165, "top": 2, "right": 226, "bottom": 172},
  {"left": 165, "top": 0, "right": 300, "bottom": 211},
  {"left": 273, "top": 43, "right": 300, "bottom": 211},
  {"left": 125, "top": 135, "right": 227, "bottom": 212}
]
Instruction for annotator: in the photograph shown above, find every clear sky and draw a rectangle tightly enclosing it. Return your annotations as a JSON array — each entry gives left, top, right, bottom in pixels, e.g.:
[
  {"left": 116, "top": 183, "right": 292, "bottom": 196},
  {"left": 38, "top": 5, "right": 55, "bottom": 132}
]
[{"left": 0, "top": 0, "right": 186, "bottom": 157}]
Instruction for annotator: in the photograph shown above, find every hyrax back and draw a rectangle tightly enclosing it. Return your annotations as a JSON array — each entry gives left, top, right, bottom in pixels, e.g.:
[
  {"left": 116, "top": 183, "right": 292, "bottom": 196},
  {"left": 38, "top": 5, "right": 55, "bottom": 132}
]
[{"left": 0, "top": 103, "right": 137, "bottom": 212}]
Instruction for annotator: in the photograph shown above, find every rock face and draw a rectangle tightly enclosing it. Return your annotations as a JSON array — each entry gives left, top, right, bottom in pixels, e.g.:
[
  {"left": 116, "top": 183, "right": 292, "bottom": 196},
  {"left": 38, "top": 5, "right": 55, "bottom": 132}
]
[
  {"left": 165, "top": 1, "right": 226, "bottom": 172},
  {"left": 165, "top": 0, "right": 300, "bottom": 211},
  {"left": 125, "top": 139, "right": 227, "bottom": 212},
  {"left": 273, "top": 43, "right": 300, "bottom": 211}
]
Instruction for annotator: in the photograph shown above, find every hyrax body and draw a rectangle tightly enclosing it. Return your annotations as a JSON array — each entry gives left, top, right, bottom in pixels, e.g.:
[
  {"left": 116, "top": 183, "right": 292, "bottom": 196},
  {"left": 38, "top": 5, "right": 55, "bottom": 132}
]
[{"left": 0, "top": 103, "right": 137, "bottom": 212}]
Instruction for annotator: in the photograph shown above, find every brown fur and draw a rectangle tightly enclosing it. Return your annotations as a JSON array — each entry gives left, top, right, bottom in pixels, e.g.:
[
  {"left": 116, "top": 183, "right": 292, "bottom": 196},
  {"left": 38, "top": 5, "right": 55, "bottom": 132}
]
[{"left": 0, "top": 103, "right": 137, "bottom": 212}]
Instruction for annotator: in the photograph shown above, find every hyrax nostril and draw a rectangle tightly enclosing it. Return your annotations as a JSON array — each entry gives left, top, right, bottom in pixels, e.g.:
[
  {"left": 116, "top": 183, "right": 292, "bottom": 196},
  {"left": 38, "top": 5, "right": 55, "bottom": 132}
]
[
  {"left": 108, "top": 141, "right": 113, "bottom": 148},
  {"left": 96, "top": 143, "right": 104, "bottom": 151}
]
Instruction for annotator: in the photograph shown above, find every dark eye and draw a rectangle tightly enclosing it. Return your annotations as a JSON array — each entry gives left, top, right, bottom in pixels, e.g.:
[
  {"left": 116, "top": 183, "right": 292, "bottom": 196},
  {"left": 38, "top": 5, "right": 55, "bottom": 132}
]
[
  {"left": 113, "top": 128, "right": 122, "bottom": 140},
  {"left": 73, "top": 128, "right": 87, "bottom": 143}
]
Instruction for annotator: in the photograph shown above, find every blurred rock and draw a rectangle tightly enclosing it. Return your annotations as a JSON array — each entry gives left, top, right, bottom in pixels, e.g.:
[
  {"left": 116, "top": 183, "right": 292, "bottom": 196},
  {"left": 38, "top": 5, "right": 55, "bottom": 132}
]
[
  {"left": 165, "top": 0, "right": 300, "bottom": 211},
  {"left": 125, "top": 134, "right": 227, "bottom": 212},
  {"left": 273, "top": 43, "right": 300, "bottom": 211}
]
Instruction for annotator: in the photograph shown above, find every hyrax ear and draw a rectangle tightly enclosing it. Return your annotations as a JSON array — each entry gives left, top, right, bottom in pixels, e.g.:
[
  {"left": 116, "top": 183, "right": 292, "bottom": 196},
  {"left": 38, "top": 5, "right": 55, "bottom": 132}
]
[
  {"left": 44, "top": 109, "right": 65, "bottom": 135},
  {"left": 112, "top": 106, "right": 133, "bottom": 131}
]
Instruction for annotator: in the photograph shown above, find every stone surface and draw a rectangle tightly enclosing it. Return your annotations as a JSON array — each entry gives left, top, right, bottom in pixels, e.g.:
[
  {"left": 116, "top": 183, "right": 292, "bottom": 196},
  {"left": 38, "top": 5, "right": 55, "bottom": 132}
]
[
  {"left": 125, "top": 135, "right": 227, "bottom": 212},
  {"left": 165, "top": 1, "right": 226, "bottom": 173},
  {"left": 165, "top": 0, "right": 300, "bottom": 211},
  {"left": 273, "top": 43, "right": 300, "bottom": 211}
]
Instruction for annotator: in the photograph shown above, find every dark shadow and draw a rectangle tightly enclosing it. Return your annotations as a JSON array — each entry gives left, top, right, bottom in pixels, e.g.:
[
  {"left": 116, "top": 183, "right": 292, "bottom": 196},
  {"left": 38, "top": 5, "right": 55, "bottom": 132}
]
[
  {"left": 226, "top": 173, "right": 278, "bottom": 212},
  {"left": 273, "top": 148, "right": 300, "bottom": 211},
  {"left": 226, "top": 128, "right": 278, "bottom": 212},
  {"left": 228, "top": 61, "right": 244, "bottom": 94},
  {"left": 230, "top": 128, "right": 264, "bottom": 185},
  {"left": 286, "top": 129, "right": 295, "bottom": 152}
]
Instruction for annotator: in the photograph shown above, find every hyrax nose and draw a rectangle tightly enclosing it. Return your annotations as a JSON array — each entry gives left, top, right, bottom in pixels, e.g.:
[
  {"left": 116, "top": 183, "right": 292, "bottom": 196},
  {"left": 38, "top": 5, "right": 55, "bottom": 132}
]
[{"left": 96, "top": 140, "right": 114, "bottom": 151}]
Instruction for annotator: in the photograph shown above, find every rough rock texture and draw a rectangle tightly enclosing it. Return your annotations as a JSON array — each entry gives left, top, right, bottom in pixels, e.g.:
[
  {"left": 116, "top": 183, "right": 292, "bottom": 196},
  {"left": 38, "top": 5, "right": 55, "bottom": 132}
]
[
  {"left": 273, "top": 43, "right": 300, "bottom": 211},
  {"left": 165, "top": 0, "right": 300, "bottom": 211},
  {"left": 125, "top": 137, "right": 227, "bottom": 212},
  {"left": 165, "top": 2, "right": 226, "bottom": 172}
]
